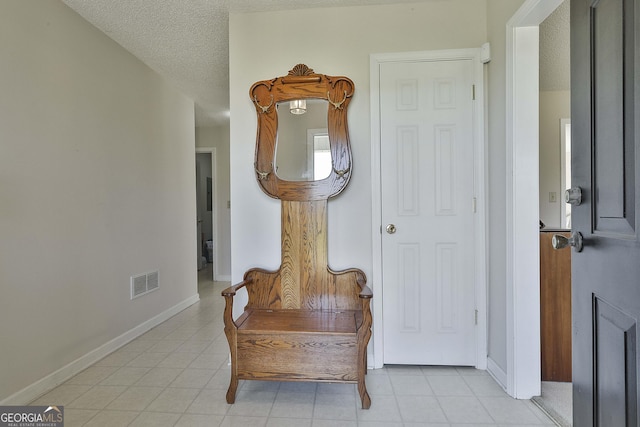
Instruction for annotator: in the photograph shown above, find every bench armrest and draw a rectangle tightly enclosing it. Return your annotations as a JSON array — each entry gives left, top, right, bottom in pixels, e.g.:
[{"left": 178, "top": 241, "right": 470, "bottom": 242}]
[
  {"left": 359, "top": 285, "right": 373, "bottom": 299},
  {"left": 354, "top": 272, "right": 372, "bottom": 300},
  {"left": 221, "top": 280, "right": 250, "bottom": 298},
  {"left": 222, "top": 280, "right": 253, "bottom": 333}
]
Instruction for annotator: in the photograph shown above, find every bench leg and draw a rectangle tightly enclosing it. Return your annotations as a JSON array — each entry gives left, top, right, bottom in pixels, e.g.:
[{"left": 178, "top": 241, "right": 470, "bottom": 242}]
[
  {"left": 358, "top": 377, "right": 371, "bottom": 409},
  {"left": 222, "top": 295, "right": 239, "bottom": 404},
  {"left": 226, "top": 375, "right": 238, "bottom": 404}
]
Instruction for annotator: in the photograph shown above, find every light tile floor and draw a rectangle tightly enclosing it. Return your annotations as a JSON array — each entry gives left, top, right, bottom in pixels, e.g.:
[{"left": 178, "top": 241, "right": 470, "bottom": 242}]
[{"left": 31, "top": 266, "right": 558, "bottom": 426}]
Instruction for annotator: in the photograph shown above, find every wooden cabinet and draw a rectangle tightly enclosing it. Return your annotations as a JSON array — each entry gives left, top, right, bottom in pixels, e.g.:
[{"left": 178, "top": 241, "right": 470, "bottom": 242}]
[{"left": 540, "top": 230, "right": 572, "bottom": 382}]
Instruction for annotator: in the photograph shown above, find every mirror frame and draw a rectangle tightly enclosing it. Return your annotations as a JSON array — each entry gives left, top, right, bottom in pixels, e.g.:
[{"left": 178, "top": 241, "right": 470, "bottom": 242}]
[{"left": 250, "top": 64, "right": 355, "bottom": 201}]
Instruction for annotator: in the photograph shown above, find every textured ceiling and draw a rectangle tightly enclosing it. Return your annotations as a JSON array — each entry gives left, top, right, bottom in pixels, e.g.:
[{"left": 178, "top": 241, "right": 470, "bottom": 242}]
[
  {"left": 540, "top": 0, "right": 570, "bottom": 92},
  {"left": 61, "top": 0, "right": 436, "bottom": 127},
  {"left": 62, "top": 0, "right": 569, "bottom": 127}
]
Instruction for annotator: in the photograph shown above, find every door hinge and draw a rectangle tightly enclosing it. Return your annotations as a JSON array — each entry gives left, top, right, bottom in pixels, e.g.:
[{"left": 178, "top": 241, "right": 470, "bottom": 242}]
[
  {"left": 475, "top": 309, "right": 478, "bottom": 325},
  {"left": 472, "top": 197, "right": 477, "bottom": 213},
  {"left": 472, "top": 84, "right": 476, "bottom": 100}
]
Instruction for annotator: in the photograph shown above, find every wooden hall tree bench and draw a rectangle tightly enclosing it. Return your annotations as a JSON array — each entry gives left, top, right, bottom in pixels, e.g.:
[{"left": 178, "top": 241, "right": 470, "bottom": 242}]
[{"left": 221, "top": 65, "right": 373, "bottom": 409}]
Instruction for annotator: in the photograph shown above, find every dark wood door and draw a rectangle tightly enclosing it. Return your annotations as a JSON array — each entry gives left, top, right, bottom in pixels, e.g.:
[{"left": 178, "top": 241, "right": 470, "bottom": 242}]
[{"left": 572, "top": 0, "right": 640, "bottom": 425}]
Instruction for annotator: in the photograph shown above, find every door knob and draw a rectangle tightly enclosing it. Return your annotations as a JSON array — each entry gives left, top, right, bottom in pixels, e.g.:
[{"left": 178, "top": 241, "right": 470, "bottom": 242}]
[
  {"left": 564, "top": 187, "right": 582, "bottom": 205},
  {"left": 552, "top": 231, "right": 583, "bottom": 252},
  {"left": 386, "top": 224, "right": 397, "bottom": 234}
]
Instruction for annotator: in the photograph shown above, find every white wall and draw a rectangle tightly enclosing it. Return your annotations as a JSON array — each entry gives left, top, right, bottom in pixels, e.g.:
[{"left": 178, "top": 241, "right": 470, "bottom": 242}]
[
  {"left": 539, "top": 90, "right": 571, "bottom": 228},
  {"left": 0, "top": 1, "right": 197, "bottom": 402},
  {"left": 196, "top": 126, "right": 231, "bottom": 280},
  {"left": 229, "top": 1, "right": 518, "bottom": 358},
  {"left": 485, "top": 0, "right": 526, "bottom": 376}
]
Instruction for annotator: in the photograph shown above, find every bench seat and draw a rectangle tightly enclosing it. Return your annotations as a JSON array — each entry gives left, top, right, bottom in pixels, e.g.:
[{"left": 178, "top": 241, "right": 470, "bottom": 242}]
[
  {"left": 234, "top": 309, "right": 362, "bottom": 383},
  {"left": 237, "top": 309, "right": 361, "bottom": 334}
]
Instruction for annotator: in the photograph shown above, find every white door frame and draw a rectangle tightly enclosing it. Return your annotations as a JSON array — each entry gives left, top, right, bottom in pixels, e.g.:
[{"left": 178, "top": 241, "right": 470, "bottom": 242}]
[
  {"left": 505, "top": 0, "right": 563, "bottom": 399},
  {"left": 560, "top": 118, "right": 571, "bottom": 228},
  {"left": 370, "top": 48, "right": 488, "bottom": 370},
  {"left": 196, "top": 147, "right": 219, "bottom": 280}
]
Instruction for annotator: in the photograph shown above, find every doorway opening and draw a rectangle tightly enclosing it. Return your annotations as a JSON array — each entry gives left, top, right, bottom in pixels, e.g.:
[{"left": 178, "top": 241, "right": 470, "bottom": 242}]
[
  {"left": 507, "top": 0, "right": 570, "bottom": 422},
  {"left": 536, "top": 2, "right": 571, "bottom": 424},
  {"left": 506, "top": 0, "right": 564, "bottom": 397},
  {"left": 195, "top": 149, "right": 217, "bottom": 281}
]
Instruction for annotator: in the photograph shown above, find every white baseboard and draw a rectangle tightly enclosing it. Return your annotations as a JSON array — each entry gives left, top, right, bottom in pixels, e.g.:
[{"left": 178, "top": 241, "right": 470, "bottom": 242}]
[
  {"left": 1, "top": 294, "right": 200, "bottom": 405},
  {"left": 214, "top": 274, "right": 231, "bottom": 282},
  {"left": 487, "top": 356, "right": 508, "bottom": 392}
]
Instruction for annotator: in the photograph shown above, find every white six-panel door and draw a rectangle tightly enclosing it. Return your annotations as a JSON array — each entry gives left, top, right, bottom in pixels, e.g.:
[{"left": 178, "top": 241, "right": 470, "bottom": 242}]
[{"left": 380, "top": 59, "right": 477, "bottom": 365}]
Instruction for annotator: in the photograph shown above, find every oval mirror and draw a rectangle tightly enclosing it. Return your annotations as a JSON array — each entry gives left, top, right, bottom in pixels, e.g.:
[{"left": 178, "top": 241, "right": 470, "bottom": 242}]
[{"left": 274, "top": 98, "right": 331, "bottom": 181}]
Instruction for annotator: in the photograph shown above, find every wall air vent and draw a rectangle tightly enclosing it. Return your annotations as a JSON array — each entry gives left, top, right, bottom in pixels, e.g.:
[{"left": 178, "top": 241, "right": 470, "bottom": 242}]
[
  {"left": 147, "top": 271, "right": 159, "bottom": 292},
  {"left": 130, "top": 271, "right": 159, "bottom": 299}
]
